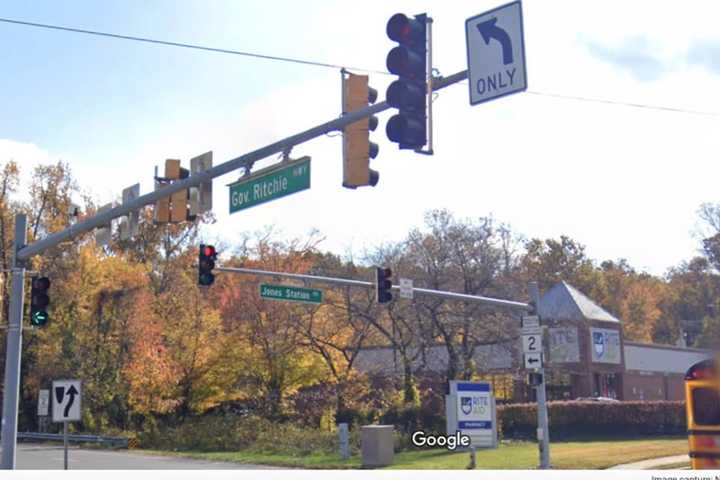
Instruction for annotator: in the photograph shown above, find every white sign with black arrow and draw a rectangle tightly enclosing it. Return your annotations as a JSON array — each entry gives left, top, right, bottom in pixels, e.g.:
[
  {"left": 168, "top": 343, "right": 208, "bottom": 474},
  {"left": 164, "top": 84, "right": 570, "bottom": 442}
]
[
  {"left": 52, "top": 379, "right": 81, "bottom": 423},
  {"left": 465, "top": 0, "right": 527, "bottom": 105},
  {"left": 524, "top": 352, "right": 543, "bottom": 370}
]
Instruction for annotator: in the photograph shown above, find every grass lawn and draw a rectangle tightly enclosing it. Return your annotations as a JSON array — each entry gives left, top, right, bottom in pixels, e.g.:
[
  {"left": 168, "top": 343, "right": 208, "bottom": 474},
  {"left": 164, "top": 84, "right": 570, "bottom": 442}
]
[{"left": 141, "top": 436, "right": 689, "bottom": 470}]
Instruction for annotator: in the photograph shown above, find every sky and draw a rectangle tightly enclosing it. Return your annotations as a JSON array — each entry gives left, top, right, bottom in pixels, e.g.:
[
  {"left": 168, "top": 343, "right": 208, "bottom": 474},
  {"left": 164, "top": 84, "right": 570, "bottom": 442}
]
[{"left": 2, "top": 0, "right": 720, "bottom": 275}]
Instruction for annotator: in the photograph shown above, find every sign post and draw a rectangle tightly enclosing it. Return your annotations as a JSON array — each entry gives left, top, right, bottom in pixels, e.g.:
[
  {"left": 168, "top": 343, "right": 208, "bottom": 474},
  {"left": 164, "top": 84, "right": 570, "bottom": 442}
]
[
  {"left": 465, "top": 1, "right": 527, "bottom": 105},
  {"left": 52, "top": 379, "right": 81, "bottom": 470},
  {"left": 527, "top": 283, "right": 551, "bottom": 469}
]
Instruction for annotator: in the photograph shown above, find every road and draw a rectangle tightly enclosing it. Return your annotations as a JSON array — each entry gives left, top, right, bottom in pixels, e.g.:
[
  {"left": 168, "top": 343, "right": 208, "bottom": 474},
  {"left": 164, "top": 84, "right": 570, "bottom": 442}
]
[
  {"left": 609, "top": 454, "right": 690, "bottom": 470},
  {"left": 11, "top": 443, "right": 273, "bottom": 469}
]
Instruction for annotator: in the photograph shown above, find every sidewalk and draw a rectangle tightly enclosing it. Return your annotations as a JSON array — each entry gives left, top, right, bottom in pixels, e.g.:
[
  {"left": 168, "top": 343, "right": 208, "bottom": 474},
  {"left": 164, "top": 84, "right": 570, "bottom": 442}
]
[{"left": 609, "top": 454, "right": 690, "bottom": 470}]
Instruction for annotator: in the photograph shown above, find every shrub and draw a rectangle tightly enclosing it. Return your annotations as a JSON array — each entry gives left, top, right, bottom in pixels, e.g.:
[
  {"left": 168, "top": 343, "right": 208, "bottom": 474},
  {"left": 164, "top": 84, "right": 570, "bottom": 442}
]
[
  {"left": 498, "top": 400, "right": 686, "bottom": 439},
  {"left": 138, "top": 413, "right": 363, "bottom": 455}
]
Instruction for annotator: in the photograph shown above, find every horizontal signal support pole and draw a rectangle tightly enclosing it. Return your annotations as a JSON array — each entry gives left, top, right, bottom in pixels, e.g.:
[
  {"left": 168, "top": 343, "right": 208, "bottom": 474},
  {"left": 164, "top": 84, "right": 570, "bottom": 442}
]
[
  {"left": 215, "top": 263, "right": 531, "bottom": 312},
  {"left": 17, "top": 70, "right": 468, "bottom": 261}
]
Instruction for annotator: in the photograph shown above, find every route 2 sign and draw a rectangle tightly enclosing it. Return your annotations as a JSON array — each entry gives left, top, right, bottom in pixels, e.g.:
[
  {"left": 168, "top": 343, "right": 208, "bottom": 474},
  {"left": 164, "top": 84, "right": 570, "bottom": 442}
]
[
  {"left": 52, "top": 379, "right": 81, "bottom": 423},
  {"left": 466, "top": 1, "right": 527, "bottom": 105},
  {"left": 522, "top": 333, "right": 542, "bottom": 354}
]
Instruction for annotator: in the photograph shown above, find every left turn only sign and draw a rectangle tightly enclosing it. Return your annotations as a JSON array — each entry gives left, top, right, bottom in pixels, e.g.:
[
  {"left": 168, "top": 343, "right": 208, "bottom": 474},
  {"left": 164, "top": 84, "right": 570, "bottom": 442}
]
[
  {"left": 465, "top": 1, "right": 527, "bottom": 105},
  {"left": 52, "top": 379, "right": 81, "bottom": 423}
]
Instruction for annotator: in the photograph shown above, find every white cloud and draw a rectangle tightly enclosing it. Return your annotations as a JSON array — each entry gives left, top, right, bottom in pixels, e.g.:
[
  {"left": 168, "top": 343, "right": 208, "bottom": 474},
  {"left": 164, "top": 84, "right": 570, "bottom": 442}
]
[{"left": 8, "top": 0, "right": 720, "bottom": 274}]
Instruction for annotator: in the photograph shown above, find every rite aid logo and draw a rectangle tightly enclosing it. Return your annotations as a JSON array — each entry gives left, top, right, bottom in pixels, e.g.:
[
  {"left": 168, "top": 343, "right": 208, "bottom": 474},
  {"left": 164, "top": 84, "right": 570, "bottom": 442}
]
[
  {"left": 460, "top": 396, "right": 488, "bottom": 416},
  {"left": 593, "top": 331, "right": 605, "bottom": 358},
  {"left": 461, "top": 397, "right": 473, "bottom": 415}
]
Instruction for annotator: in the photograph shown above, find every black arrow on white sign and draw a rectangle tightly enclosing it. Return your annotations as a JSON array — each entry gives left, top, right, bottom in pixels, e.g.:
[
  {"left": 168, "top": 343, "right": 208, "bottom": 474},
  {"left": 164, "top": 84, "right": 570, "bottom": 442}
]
[
  {"left": 64, "top": 385, "right": 78, "bottom": 417},
  {"left": 54, "top": 384, "right": 79, "bottom": 418}
]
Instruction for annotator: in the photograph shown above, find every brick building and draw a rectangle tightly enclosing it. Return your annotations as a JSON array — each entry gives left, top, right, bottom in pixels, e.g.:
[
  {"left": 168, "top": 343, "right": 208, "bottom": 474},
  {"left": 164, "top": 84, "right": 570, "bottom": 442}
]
[{"left": 355, "top": 281, "right": 711, "bottom": 401}]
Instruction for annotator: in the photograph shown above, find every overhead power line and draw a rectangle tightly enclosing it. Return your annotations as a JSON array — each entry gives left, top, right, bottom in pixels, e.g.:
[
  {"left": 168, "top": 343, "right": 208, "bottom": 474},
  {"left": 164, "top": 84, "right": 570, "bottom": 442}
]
[
  {"left": 3, "top": 16, "right": 719, "bottom": 118},
  {"left": 455, "top": 80, "right": 720, "bottom": 117},
  {"left": 0, "top": 16, "right": 390, "bottom": 75},
  {"left": 526, "top": 90, "right": 720, "bottom": 117}
]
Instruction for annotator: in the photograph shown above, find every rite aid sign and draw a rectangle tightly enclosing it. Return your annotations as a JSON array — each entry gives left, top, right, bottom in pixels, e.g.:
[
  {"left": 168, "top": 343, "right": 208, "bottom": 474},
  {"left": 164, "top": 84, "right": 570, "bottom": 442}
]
[{"left": 445, "top": 380, "right": 498, "bottom": 449}]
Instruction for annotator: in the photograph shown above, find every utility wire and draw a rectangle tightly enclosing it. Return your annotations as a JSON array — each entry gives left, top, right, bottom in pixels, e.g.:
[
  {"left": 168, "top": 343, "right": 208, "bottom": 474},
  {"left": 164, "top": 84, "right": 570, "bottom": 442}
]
[
  {"left": 3, "top": 16, "right": 719, "bottom": 117},
  {"left": 0, "top": 16, "right": 390, "bottom": 75},
  {"left": 455, "top": 80, "right": 720, "bottom": 117},
  {"left": 526, "top": 90, "right": 720, "bottom": 117}
]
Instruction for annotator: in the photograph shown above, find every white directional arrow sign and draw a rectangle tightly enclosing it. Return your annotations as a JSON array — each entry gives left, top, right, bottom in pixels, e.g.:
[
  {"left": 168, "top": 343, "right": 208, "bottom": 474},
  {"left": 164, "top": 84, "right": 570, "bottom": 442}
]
[
  {"left": 524, "top": 352, "right": 543, "bottom": 370},
  {"left": 466, "top": 1, "right": 527, "bottom": 105},
  {"left": 52, "top": 380, "right": 81, "bottom": 423}
]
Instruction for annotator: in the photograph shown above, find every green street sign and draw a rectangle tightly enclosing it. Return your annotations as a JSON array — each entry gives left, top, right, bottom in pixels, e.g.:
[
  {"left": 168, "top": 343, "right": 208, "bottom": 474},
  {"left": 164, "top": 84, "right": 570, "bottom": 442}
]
[
  {"left": 260, "top": 284, "right": 323, "bottom": 304},
  {"left": 229, "top": 157, "right": 311, "bottom": 214}
]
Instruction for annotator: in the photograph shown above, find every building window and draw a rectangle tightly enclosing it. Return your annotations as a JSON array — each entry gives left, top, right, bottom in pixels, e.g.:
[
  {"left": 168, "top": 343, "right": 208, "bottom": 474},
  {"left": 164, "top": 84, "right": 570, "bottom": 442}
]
[{"left": 593, "top": 373, "right": 619, "bottom": 399}]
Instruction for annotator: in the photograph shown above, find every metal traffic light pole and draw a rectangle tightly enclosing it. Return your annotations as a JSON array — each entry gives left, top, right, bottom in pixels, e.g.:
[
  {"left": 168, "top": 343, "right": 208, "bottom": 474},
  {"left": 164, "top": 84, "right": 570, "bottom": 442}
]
[
  {"left": 0, "top": 68, "right": 469, "bottom": 469},
  {"left": 13, "top": 70, "right": 467, "bottom": 263},
  {"left": 215, "top": 265, "right": 534, "bottom": 312},
  {"left": 0, "top": 214, "right": 27, "bottom": 469}
]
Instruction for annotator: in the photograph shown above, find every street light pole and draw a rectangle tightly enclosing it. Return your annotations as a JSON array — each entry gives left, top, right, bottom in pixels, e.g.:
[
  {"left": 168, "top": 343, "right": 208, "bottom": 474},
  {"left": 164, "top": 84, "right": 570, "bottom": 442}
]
[{"left": 0, "top": 214, "right": 27, "bottom": 469}]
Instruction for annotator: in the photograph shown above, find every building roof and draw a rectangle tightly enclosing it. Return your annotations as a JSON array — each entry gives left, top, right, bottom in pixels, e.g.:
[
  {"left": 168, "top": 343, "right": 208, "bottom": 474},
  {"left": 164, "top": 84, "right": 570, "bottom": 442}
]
[{"left": 538, "top": 281, "right": 620, "bottom": 323}]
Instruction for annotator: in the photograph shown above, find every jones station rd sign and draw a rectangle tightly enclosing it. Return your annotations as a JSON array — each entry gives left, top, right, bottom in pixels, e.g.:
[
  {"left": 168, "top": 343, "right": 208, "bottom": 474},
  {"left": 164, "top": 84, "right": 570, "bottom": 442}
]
[
  {"left": 260, "top": 283, "right": 323, "bottom": 304},
  {"left": 229, "top": 157, "right": 311, "bottom": 214}
]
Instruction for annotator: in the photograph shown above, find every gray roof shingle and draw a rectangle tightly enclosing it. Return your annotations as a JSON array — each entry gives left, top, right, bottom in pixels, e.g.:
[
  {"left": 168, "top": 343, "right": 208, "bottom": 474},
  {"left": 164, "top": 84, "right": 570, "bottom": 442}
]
[{"left": 538, "top": 281, "right": 620, "bottom": 323}]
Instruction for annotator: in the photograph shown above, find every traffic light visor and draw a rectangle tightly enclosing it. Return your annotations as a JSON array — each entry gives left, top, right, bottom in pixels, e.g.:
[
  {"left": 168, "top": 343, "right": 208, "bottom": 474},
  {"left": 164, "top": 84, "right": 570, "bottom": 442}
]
[
  {"left": 32, "top": 277, "right": 50, "bottom": 290},
  {"left": 386, "top": 114, "right": 425, "bottom": 145},
  {"left": 386, "top": 47, "right": 424, "bottom": 78},
  {"left": 387, "top": 13, "right": 424, "bottom": 46}
]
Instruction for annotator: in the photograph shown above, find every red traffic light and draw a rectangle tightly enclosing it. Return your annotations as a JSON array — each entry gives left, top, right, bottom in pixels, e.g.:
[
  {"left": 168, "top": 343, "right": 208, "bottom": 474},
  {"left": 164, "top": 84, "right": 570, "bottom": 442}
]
[
  {"left": 198, "top": 244, "right": 217, "bottom": 286},
  {"left": 387, "top": 13, "right": 425, "bottom": 47}
]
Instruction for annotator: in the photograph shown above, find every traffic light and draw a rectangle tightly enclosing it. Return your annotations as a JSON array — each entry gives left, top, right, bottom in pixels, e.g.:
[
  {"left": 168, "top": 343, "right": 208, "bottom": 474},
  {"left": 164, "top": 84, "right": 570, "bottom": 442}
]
[
  {"left": 375, "top": 267, "right": 392, "bottom": 304},
  {"left": 30, "top": 276, "right": 50, "bottom": 327},
  {"left": 385, "top": 13, "right": 429, "bottom": 150},
  {"left": 198, "top": 244, "right": 217, "bottom": 286},
  {"left": 528, "top": 372, "right": 543, "bottom": 387},
  {"left": 342, "top": 71, "right": 380, "bottom": 188}
]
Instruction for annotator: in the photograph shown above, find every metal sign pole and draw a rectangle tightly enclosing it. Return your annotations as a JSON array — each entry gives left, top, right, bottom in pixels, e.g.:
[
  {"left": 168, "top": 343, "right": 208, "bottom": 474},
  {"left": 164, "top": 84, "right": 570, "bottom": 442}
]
[
  {"left": 0, "top": 214, "right": 27, "bottom": 470},
  {"left": 63, "top": 421, "right": 69, "bottom": 470},
  {"left": 216, "top": 265, "right": 533, "bottom": 312},
  {"left": 529, "top": 281, "right": 551, "bottom": 469}
]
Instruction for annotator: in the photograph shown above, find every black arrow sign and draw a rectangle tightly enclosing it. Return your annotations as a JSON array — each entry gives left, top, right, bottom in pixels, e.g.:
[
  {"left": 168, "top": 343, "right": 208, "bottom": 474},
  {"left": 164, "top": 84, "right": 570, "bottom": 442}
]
[
  {"left": 527, "top": 356, "right": 539, "bottom": 364},
  {"left": 477, "top": 17, "right": 513, "bottom": 65},
  {"left": 64, "top": 385, "right": 78, "bottom": 418}
]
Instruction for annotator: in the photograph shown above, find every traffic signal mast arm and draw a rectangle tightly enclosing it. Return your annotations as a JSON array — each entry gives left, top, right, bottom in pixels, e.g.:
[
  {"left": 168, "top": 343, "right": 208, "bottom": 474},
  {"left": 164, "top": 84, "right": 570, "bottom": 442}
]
[
  {"left": 215, "top": 264, "right": 531, "bottom": 312},
  {"left": 15, "top": 69, "right": 468, "bottom": 262}
]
